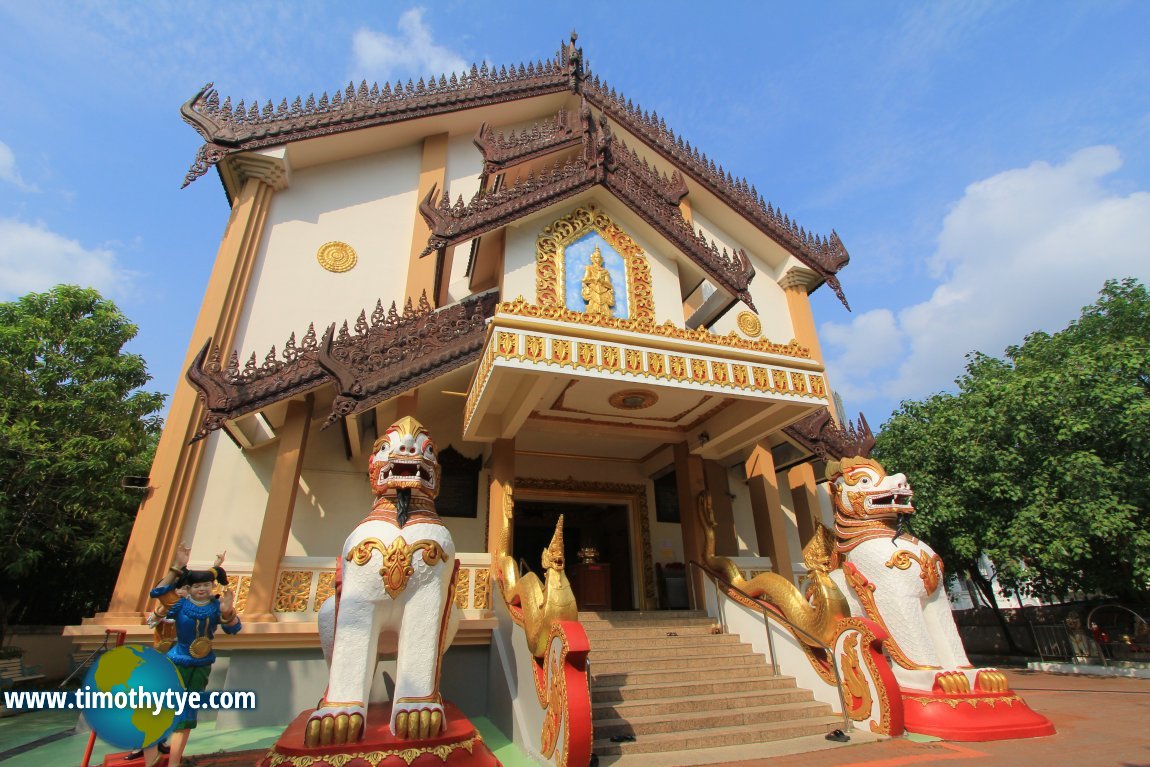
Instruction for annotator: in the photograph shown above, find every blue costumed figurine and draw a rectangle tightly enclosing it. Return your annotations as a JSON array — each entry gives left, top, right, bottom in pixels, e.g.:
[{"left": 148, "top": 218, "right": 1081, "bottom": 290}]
[{"left": 143, "top": 543, "right": 241, "bottom": 767}]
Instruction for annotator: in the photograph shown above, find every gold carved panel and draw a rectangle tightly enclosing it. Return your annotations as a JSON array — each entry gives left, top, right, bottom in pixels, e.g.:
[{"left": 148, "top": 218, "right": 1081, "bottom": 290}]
[
  {"left": 314, "top": 572, "right": 336, "bottom": 612},
  {"left": 473, "top": 569, "right": 491, "bottom": 610},
  {"left": 455, "top": 568, "right": 471, "bottom": 610},
  {"left": 274, "top": 571, "right": 313, "bottom": 613}
]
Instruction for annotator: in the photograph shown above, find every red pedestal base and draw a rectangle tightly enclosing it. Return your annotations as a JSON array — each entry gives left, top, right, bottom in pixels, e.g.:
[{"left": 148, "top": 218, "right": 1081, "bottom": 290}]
[
  {"left": 901, "top": 687, "right": 1056, "bottom": 741},
  {"left": 257, "top": 702, "right": 501, "bottom": 767}
]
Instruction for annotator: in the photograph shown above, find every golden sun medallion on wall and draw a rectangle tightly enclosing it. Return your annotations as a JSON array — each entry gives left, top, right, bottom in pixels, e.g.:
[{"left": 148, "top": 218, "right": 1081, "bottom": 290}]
[
  {"left": 316, "top": 241, "right": 357, "bottom": 273},
  {"left": 736, "top": 311, "right": 762, "bottom": 338}
]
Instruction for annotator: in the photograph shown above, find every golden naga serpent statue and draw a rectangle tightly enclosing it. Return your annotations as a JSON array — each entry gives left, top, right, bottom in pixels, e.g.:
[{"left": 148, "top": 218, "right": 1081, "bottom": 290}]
[
  {"left": 698, "top": 492, "right": 849, "bottom": 647},
  {"left": 497, "top": 486, "right": 579, "bottom": 658}
]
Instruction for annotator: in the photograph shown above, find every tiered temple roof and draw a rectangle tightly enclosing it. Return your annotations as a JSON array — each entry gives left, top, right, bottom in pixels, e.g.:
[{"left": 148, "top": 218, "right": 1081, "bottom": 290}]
[{"left": 180, "top": 34, "right": 850, "bottom": 307}]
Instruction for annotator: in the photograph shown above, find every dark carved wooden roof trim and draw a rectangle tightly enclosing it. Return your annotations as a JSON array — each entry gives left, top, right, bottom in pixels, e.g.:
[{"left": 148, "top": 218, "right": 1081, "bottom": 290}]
[
  {"left": 578, "top": 78, "right": 850, "bottom": 309},
  {"left": 317, "top": 289, "right": 500, "bottom": 427},
  {"left": 782, "top": 407, "right": 875, "bottom": 461},
  {"left": 186, "top": 289, "right": 500, "bottom": 440},
  {"left": 422, "top": 107, "right": 756, "bottom": 310},
  {"left": 473, "top": 108, "right": 581, "bottom": 176}
]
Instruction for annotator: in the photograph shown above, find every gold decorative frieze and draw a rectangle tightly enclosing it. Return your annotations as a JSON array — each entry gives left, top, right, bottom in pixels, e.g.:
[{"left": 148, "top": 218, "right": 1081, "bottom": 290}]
[
  {"left": 498, "top": 296, "right": 810, "bottom": 358},
  {"left": 737, "top": 311, "right": 762, "bottom": 337},
  {"left": 274, "top": 571, "right": 313, "bottom": 613},
  {"left": 536, "top": 206, "right": 654, "bottom": 322},
  {"left": 316, "top": 241, "right": 357, "bottom": 273}
]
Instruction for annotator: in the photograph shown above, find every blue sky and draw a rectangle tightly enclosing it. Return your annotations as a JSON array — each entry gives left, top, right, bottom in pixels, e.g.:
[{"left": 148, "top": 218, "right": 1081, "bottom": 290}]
[{"left": 1, "top": 2, "right": 1148, "bottom": 429}]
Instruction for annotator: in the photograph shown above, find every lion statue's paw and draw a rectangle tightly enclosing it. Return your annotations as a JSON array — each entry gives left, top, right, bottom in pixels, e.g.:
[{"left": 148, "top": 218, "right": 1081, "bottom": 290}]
[
  {"left": 304, "top": 703, "right": 366, "bottom": 747},
  {"left": 393, "top": 699, "right": 446, "bottom": 740}
]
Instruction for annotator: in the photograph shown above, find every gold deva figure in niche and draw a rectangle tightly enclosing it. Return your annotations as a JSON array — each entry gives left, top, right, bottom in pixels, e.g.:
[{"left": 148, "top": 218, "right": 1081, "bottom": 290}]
[{"left": 580, "top": 247, "right": 615, "bottom": 317}]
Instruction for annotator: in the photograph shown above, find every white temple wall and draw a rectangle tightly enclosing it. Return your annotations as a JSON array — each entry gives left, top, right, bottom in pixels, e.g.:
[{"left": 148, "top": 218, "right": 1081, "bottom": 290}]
[
  {"left": 502, "top": 223, "right": 538, "bottom": 303},
  {"left": 181, "top": 431, "right": 275, "bottom": 565},
  {"left": 285, "top": 423, "right": 372, "bottom": 557},
  {"left": 231, "top": 143, "right": 423, "bottom": 360},
  {"left": 446, "top": 133, "right": 483, "bottom": 203},
  {"left": 708, "top": 252, "right": 795, "bottom": 345}
]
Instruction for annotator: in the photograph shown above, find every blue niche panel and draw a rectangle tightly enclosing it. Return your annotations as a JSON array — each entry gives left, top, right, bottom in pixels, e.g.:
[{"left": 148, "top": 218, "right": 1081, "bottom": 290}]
[{"left": 564, "top": 231, "right": 629, "bottom": 320}]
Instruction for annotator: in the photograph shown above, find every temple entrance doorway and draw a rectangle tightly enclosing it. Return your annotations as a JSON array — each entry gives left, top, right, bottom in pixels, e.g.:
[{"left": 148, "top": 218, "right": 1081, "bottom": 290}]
[{"left": 514, "top": 500, "right": 635, "bottom": 612}]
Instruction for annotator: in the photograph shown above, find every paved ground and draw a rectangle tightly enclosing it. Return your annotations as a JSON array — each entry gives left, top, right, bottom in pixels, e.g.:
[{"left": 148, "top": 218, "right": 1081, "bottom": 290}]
[
  {"left": 2, "top": 669, "right": 1146, "bottom": 766},
  {"left": 719, "top": 670, "right": 1150, "bottom": 767}
]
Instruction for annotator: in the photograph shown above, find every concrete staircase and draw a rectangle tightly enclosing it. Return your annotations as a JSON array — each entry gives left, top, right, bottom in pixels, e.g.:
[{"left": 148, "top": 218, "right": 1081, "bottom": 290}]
[{"left": 582, "top": 610, "right": 840, "bottom": 759}]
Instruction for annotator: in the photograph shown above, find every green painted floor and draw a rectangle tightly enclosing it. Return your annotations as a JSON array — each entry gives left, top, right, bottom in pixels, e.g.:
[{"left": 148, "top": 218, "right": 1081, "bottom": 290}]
[{"left": 0, "top": 710, "right": 533, "bottom": 766}]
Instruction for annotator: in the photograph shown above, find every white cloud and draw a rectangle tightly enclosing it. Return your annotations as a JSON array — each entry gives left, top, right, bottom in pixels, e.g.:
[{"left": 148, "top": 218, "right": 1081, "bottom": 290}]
[
  {"left": 352, "top": 8, "right": 468, "bottom": 82},
  {"left": 822, "top": 145, "right": 1150, "bottom": 409},
  {"left": 0, "top": 140, "right": 34, "bottom": 191},
  {"left": 0, "top": 218, "right": 136, "bottom": 300}
]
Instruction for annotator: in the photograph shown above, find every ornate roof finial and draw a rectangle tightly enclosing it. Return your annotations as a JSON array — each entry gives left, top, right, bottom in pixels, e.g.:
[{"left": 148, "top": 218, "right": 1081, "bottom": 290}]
[{"left": 565, "top": 30, "right": 583, "bottom": 93}]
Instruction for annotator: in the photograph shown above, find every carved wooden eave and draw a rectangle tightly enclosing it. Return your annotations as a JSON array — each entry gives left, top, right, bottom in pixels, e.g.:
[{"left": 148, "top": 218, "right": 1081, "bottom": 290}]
[
  {"left": 421, "top": 114, "right": 757, "bottom": 310},
  {"left": 185, "top": 290, "right": 500, "bottom": 441},
  {"left": 473, "top": 108, "right": 581, "bottom": 176},
  {"left": 185, "top": 326, "right": 328, "bottom": 442},
  {"left": 179, "top": 35, "right": 849, "bottom": 307},
  {"left": 316, "top": 289, "right": 501, "bottom": 427},
  {"left": 781, "top": 407, "right": 875, "bottom": 461}
]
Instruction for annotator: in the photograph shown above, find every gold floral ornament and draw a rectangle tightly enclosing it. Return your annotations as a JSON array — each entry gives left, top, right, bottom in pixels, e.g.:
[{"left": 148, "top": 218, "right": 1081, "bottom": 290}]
[
  {"left": 347, "top": 537, "right": 448, "bottom": 599},
  {"left": 737, "top": 311, "right": 762, "bottom": 337},
  {"left": 316, "top": 241, "right": 357, "bottom": 273}
]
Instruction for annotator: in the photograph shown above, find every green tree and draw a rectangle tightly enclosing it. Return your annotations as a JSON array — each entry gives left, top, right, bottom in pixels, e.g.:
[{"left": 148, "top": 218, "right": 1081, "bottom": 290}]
[
  {"left": 0, "top": 286, "right": 165, "bottom": 643},
  {"left": 875, "top": 279, "right": 1150, "bottom": 624}
]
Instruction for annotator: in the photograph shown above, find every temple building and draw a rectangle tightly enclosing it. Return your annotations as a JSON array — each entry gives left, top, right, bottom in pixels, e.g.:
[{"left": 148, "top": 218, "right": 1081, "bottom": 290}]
[{"left": 72, "top": 35, "right": 859, "bottom": 757}]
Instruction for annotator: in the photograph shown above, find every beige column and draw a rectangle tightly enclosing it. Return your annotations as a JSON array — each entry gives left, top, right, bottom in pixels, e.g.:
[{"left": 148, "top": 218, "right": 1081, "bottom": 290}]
[
  {"left": 744, "top": 442, "right": 795, "bottom": 579},
  {"left": 787, "top": 462, "right": 821, "bottom": 547},
  {"left": 486, "top": 438, "right": 515, "bottom": 560},
  {"left": 406, "top": 133, "right": 449, "bottom": 308},
  {"left": 703, "top": 460, "right": 738, "bottom": 556},
  {"left": 244, "top": 395, "right": 314, "bottom": 621},
  {"left": 673, "top": 442, "right": 708, "bottom": 606},
  {"left": 779, "top": 267, "right": 824, "bottom": 363},
  {"left": 679, "top": 197, "right": 693, "bottom": 225},
  {"left": 394, "top": 392, "right": 419, "bottom": 420},
  {"left": 105, "top": 175, "right": 278, "bottom": 617}
]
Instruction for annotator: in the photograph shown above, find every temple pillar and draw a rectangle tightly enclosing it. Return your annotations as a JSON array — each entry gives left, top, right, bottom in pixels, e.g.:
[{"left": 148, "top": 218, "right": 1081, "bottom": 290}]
[
  {"left": 486, "top": 438, "right": 515, "bottom": 561},
  {"left": 673, "top": 442, "right": 707, "bottom": 606},
  {"left": 787, "top": 462, "right": 821, "bottom": 547},
  {"left": 105, "top": 173, "right": 280, "bottom": 617},
  {"left": 394, "top": 392, "right": 419, "bottom": 420},
  {"left": 744, "top": 443, "right": 795, "bottom": 580},
  {"left": 244, "top": 395, "right": 314, "bottom": 621},
  {"left": 703, "top": 460, "right": 738, "bottom": 556},
  {"left": 406, "top": 133, "right": 449, "bottom": 308},
  {"left": 779, "top": 266, "right": 824, "bottom": 362}
]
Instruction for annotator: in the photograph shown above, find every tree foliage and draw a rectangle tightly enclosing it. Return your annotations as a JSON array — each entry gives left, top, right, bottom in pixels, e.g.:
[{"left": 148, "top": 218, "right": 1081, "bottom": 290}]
[
  {"left": 0, "top": 286, "right": 165, "bottom": 633},
  {"left": 874, "top": 279, "right": 1150, "bottom": 603}
]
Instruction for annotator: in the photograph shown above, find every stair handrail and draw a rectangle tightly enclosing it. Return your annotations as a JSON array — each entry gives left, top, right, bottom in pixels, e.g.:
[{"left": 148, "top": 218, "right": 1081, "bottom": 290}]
[{"left": 688, "top": 560, "right": 852, "bottom": 734}]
